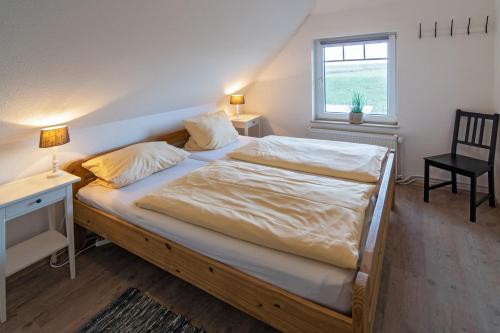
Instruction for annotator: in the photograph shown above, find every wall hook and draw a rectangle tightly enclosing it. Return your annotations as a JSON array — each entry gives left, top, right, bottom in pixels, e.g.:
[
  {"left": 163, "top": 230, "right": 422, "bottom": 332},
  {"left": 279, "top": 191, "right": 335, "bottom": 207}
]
[
  {"left": 485, "top": 16, "right": 489, "bottom": 34},
  {"left": 450, "top": 19, "right": 454, "bottom": 36},
  {"left": 467, "top": 18, "right": 471, "bottom": 35},
  {"left": 434, "top": 21, "right": 437, "bottom": 38},
  {"left": 419, "top": 23, "right": 422, "bottom": 39}
]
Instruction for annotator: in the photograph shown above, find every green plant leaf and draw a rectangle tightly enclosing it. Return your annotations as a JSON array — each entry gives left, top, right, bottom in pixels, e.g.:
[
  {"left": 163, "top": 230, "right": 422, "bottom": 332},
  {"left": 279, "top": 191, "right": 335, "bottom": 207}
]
[{"left": 351, "top": 91, "right": 365, "bottom": 113}]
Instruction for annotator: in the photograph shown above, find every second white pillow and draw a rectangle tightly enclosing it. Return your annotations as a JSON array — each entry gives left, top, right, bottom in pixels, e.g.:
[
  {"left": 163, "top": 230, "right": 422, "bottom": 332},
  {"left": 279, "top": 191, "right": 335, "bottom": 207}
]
[{"left": 184, "top": 111, "right": 238, "bottom": 150}]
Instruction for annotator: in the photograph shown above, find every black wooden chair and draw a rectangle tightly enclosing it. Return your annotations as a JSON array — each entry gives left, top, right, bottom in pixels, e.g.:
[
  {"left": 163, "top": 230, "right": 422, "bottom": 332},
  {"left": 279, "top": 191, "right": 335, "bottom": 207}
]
[{"left": 424, "top": 109, "right": 499, "bottom": 222}]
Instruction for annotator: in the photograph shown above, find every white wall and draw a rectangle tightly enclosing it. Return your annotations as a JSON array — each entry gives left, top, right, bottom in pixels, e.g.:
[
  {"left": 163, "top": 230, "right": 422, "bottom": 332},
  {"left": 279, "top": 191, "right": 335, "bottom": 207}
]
[
  {"left": 495, "top": 0, "right": 500, "bottom": 198},
  {"left": 496, "top": 1, "right": 500, "bottom": 108},
  {"left": 244, "top": 0, "right": 496, "bottom": 190}
]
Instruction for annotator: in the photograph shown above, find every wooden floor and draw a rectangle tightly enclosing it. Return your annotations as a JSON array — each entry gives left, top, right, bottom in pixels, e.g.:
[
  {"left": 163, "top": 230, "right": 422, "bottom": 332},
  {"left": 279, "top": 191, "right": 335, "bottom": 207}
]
[{"left": 1, "top": 184, "right": 499, "bottom": 333}]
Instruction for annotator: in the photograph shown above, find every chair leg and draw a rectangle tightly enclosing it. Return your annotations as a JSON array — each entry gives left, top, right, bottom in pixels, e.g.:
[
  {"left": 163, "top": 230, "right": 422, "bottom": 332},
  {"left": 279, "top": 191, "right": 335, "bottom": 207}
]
[
  {"left": 488, "top": 169, "right": 496, "bottom": 208},
  {"left": 424, "top": 161, "right": 430, "bottom": 202},
  {"left": 470, "top": 176, "right": 477, "bottom": 223},
  {"left": 451, "top": 172, "right": 457, "bottom": 194}
]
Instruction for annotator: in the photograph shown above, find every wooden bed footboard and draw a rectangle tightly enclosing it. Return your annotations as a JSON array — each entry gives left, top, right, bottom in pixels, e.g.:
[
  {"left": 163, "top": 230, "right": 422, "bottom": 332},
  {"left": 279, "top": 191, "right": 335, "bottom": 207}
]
[
  {"left": 74, "top": 200, "right": 354, "bottom": 333},
  {"left": 353, "top": 153, "right": 395, "bottom": 333},
  {"left": 67, "top": 128, "right": 395, "bottom": 333}
]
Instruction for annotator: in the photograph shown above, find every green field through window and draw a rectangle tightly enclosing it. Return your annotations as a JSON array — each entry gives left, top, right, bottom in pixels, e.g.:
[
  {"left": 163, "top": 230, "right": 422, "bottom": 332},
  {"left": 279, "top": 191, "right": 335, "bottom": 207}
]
[{"left": 324, "top": 60, "right": 388, "bottom": 115}]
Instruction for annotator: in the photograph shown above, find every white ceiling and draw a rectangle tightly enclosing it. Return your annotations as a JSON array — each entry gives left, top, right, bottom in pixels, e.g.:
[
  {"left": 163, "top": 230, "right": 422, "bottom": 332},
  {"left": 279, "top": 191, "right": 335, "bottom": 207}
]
[{"left": 0, "top": 0, "right": 314, "bottom": 143}]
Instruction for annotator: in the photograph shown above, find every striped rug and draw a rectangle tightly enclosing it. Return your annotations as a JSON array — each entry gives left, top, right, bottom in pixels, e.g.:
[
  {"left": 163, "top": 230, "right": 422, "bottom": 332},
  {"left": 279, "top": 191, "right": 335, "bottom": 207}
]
[{"left": 77, "top": 288, "right": 205, "bottom": 333}]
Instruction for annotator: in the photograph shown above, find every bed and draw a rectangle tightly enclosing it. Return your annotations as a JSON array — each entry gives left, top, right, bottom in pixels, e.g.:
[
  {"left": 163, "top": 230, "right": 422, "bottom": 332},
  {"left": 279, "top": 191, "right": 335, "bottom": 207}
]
[
  {"left": 65, "top": 129, "right": 395, "bottom": 333},
  {"left": 77, "top": 158, "right": 365, "bottom": 313}
]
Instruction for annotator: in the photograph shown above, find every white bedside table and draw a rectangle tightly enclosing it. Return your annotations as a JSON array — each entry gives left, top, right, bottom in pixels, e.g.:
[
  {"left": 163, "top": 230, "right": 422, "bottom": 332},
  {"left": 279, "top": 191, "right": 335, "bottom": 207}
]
[
  {"left": 230, "top": 114, "right": 261, "bottom": 137},
  {"left": 0, "top": 171, "right": 80, "bottom": 322}
]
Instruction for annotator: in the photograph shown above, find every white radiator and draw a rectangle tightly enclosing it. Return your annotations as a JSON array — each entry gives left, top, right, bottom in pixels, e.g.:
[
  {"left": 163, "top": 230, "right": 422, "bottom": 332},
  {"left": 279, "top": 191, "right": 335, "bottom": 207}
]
[{"left": 308, "top": 128, "right": 402, "bottom": 179}]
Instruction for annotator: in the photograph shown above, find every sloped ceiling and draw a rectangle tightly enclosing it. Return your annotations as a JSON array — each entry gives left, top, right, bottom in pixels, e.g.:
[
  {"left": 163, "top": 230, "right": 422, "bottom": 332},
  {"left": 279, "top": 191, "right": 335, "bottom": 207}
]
[{"left": 0, "top": 0, "right": 314, "bottom": 143}]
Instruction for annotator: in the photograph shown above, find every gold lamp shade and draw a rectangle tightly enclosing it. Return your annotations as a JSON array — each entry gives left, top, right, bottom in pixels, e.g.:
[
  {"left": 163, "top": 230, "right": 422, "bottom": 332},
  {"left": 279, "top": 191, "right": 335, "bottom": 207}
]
[
  {"left": 230, "top": 95, "right": 245, "bottom": 105},
  {"left": 39, "top": 125, "right": 70, "bottom": 148}
]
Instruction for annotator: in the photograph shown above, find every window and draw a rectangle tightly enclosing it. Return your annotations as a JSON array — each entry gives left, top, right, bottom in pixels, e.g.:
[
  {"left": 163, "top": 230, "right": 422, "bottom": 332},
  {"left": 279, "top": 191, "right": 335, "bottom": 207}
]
[{"left": 314, "top": 33, "right": 397, "bottom": 123}]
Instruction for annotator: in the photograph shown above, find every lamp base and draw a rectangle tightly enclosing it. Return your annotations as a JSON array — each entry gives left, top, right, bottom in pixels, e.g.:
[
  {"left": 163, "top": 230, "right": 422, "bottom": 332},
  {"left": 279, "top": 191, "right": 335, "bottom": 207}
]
[
  {"left": 47, "top": 169, "right": 64, "bottom": 178},
  {"left": 235, "top": 105, "right": 241, "bottom": 119},
  {"left": 47, "top": 147, "right": 64, "bottom": 178}
]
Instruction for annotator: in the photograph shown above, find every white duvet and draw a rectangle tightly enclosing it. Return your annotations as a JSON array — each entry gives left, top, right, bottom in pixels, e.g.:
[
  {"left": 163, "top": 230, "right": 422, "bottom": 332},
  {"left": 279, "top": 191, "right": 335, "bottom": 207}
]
[
  {"left": 136, "top": 159, "right": 376, "bottom": 269},
  {"left": 228, "top": 135, "right": 388, "bottom": 183}
]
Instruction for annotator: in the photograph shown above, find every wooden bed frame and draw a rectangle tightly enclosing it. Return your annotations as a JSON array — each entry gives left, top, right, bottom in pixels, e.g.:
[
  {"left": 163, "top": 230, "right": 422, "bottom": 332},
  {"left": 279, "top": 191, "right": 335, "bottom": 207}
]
[{"left": 65, "top": 129, "right": 395, "bottom": 333}]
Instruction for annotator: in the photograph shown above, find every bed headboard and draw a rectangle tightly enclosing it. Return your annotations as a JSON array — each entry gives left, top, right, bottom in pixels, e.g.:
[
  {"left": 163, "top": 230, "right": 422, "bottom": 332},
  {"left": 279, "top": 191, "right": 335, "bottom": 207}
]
[{"left": 64, "top": 128, "right": 190, "bottom": 195}]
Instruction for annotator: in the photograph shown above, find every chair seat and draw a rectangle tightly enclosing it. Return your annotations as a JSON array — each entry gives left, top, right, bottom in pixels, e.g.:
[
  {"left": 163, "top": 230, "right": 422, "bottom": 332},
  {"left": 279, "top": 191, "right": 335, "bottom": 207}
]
[{"left": 424, "top": 153, "right": 491, "bottom": 176}]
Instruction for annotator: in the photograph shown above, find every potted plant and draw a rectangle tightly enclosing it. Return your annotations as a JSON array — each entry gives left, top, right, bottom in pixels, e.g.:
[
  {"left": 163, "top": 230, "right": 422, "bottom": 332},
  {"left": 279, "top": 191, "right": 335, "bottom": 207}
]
[{"left": 349, "top": 92, "right": 365, "bottom": 124}]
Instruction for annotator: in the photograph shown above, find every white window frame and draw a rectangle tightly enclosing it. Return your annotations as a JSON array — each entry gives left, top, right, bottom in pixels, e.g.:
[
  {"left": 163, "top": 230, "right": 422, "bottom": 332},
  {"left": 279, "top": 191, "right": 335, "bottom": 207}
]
[{"left": 313, "top": 33, "right": 397, "bottom": 124}]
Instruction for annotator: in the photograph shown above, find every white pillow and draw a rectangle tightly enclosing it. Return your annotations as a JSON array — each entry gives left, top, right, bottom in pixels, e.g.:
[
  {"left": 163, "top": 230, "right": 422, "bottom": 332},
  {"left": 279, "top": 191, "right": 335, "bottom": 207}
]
[
  {"left": 183, "top": 111, "right": 238, "bottom": 150},
  {"left": 82, "top": 142, "right": 189, "bottom": 188}
]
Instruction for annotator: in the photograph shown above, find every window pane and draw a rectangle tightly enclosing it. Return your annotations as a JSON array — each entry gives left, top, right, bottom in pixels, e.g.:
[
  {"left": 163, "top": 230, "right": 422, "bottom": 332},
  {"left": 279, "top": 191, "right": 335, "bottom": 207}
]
[
  {"left": 365, "top": 42, "right": 387, "bottom": 59},
  {"left": 324, "top": 46, "right": 343, "bottom": 61},
  {"left": 343, "top": 44, "right": 364, "bottom": 60},
  {"left": 324, "top": 59, "right": 388, "bottom": 115}
]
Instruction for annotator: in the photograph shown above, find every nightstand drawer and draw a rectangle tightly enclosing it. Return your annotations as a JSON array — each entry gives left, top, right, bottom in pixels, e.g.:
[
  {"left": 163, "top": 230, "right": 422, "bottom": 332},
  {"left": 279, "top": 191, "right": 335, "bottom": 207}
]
[
  {"left": 231, "top": 118, "right": 260, "bottom": 128},
  {"left": 5, "top": 188, "right": 66, "bottom": 219}
]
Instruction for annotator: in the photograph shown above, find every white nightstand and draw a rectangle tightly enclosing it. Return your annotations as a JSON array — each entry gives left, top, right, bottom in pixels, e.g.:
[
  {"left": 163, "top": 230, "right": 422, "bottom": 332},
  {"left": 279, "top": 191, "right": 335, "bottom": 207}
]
[
  {"left": 230, "top": 114, "right": 261, "bottom": 137},
  {"left": 0, "top": 171, "right": 80, "bottom": 322}
]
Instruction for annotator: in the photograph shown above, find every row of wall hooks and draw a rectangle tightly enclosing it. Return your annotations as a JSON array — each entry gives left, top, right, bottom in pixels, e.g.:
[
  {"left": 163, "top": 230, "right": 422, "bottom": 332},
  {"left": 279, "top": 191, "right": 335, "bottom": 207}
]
[{"left": 419, "top": 16, "right": 490, "bottom": 39}]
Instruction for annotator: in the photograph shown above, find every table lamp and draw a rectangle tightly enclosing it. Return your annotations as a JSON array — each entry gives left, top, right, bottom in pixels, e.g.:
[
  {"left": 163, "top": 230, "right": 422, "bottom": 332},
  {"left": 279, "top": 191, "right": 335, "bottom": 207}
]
[
  {"left": 39, "top": 125, "right": 70, "bottom": 178},
  {"left": 230, "top": 95, "right": 245, "bottom": 119}
]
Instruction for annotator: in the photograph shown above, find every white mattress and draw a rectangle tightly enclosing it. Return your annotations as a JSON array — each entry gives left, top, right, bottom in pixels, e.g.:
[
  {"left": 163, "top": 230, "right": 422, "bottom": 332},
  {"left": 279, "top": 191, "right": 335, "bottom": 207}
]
[
  {"left": 186, "top": 135, "right": 256, "bottom": 162},
  {"left": 76, "top": 158, "right": 356, "bottom": 313}
]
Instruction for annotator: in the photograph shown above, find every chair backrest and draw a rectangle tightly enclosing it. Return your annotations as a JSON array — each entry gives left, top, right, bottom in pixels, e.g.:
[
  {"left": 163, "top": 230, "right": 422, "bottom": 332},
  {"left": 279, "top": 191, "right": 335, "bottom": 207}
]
[{"left": 451, "top": 109, "right": 499, "bottom": 165}]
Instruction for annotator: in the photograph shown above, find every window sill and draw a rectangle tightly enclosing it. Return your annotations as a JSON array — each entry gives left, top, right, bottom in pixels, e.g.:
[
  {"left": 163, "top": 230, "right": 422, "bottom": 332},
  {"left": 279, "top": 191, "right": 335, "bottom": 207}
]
[{"left": 310, "top": 119, "right": 399, "bottom": 133}]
